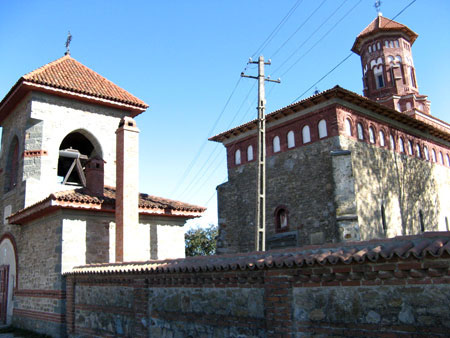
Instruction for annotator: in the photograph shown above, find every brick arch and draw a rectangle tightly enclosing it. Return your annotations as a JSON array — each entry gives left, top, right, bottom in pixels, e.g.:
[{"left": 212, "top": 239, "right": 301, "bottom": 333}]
[{"left": 0, "top": 233, "right": 18, "bottom": 290}]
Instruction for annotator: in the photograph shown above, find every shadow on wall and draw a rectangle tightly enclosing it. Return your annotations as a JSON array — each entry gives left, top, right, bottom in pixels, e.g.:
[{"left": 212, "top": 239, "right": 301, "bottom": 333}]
[{"left": 352, "top": 139, "right": 437, "bottom": 238}]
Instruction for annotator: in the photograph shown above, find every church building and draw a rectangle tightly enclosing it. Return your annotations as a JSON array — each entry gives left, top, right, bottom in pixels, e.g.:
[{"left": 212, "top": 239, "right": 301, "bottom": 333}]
[
  {"left": 211, "top": 15, "right": 450, "bottom": 254},
  {"left": 0, "top": 54, "right": 205, "bottom": 334}
]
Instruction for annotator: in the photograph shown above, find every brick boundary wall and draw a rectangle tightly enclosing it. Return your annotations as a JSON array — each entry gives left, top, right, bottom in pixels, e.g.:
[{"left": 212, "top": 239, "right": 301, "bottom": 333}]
[{"left": 65, "top": 233, "right": 450, "bottom": 337}]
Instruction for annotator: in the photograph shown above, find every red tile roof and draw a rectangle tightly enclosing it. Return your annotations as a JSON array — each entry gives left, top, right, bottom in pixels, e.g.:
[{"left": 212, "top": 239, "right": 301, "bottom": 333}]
[
  {"left": 0, "top": 55, "right": 148, "bottom": 123},
  {"left": 22, "top": 55, "right": 148, "bottom": 108},
  {"left": 209, "top": 86, "right": 450, "bottom": 143},
  {"left": 66, "top": 232, "right": 450, "bottom": 275},
  {"left": 8, "top": 186, "right": 206, "bottom": 225},
  {"left": 352, "top": 15, "right": 418, "bottom": 54}
]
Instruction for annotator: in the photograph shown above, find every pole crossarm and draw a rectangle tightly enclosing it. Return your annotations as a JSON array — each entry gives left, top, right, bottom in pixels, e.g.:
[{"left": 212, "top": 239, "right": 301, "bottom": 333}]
[{"left": 240, "top": 55, "right": 280, "bottom": 252}]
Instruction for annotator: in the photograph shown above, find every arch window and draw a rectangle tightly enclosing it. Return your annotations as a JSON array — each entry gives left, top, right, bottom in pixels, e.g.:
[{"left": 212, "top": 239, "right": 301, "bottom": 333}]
[
  {"left": 396, "top": 102, "right": 402, "bottom": 112},
  {"left": 385, "top": 41, "right": 389, "bottom": 48},
  {"left": 372, "top": 44, "right": 376, "bottom": 51},
  {"left": 247, "top": 145, "right": 254, "bottom": 161},
  {"left": 424, "top": 146, "right": 429, "bottom": 161},
  {"left": 406, "top": 102, "right": 412, "bottom": 111},
  {"left": 409, "top": 67, "right": 417, "bottom": 88},
  {"left": 395, "top": 40, "right": 399, "bottom": 48},
  {"left": 439, "top": 151, "right": 444, "bottom": 164},
  {"left": 408, "top": 140, "right": 413, "bottom": 155},
  {"left": 390, "top": 135, "right": 395, "bottom": 150},
  {"left": 416, "top": 144, "right": 422, "bottom": 158},
  {"left": 432, "top": 149, "right": 437, "bottom": 163},
  {"left": 318, "top": 119, "right": 327, "bottom": 139},
  {"left": 374, "top": 65, "right": 385, "bottom": 88},
  {"left": 390, "top": 41, "right": 394, "bottom": 48},
  {"left": 399, "top": 138, "right": 405, "bottom": 153},
  {"left": 379, "top": 130, "right": 385, "bottom": 147},
  {"left": 447, "top": 154, "right": 450, "bottom": 166},
  {"left": 302, "top": 125, "right": 311, "bottom": 144},
  {"left": 418, "top": 103, "right": 424, "bottom": 111},
  {"left": 273, "top": 136, "right": 280, "bottom": 153},
  {"left": 377, "top": 42, "right": 381, "bottom": 50},
  {"left": 395, "top": 55, "right": 402, "bottom": 63},
  {"left": 357, "top": 123, "right": 364, "bottom": 140},
  {"left": 369, "top": 127, "right": 375, "bottom": 144},
  {"left": 387, "top": 56, "right": 395, "bottom": 65},
  {"left": 368, "top": 45, "right": 372, "bottom": 53},
  {"left": 4, "top": 137, "right": 19, "bottom": 193},
  {"left": 235, "top": 149, "right": 241, "bottom": 165},
  {"left": 345, "top": 119, "right": 352, "bottom": 136},
  {"left": 275, "top": 206, "right": 289, "bottom": 232},
  {"left": 287, "top": 131, "right": 295, "bottom": 149}
]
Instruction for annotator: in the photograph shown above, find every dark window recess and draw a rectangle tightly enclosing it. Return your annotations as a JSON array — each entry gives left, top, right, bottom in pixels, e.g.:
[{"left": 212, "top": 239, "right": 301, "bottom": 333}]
[
  {"left": 275, "top": 207, "right": 289, "bottom": 232},
  {"left": 4, "top": 137, "right": 19, "bottom": 193},
  {"left": 419, "top": 210, "right": 425, "bottom": 232},
  {"left": 381, "top": 204, "right": 387, "bottom": 233},
  {"left": 58, "top": 132, "right": 95, "bottom": 186},
  {"left": 377, "top": 74, "right": 385, "bottom": 88}
]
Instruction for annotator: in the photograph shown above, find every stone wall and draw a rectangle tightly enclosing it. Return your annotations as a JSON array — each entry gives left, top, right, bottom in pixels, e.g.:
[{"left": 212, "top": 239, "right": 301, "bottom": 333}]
[
  {"left": 66, "top": 233, "right": 450, "bottom": 337},
  {"left": 217, "top": 136, "right": 341, "bottom": 254}
]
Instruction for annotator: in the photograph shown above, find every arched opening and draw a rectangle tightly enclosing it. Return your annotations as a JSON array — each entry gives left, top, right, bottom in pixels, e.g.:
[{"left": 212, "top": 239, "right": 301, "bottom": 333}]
[
  {"left": 234, "top": 149, "right": 241, "bottom": 165},
  {"left": 57, "top": 131, "right": 102, "bottom": 186},
  {"left": 302, "top": 125, "right": 311, "bottom": 144},
  {"left": 287, "top": 131, "right": 295, "bottom": 148},
  {"left": 0, "top": 235, "right": 18, "bottom": 325},
  {"left": 357, "top": 123, "right": 364, "bottom": 140},
  {"left": 379, "top": 130, "right": 385, "bottom": 147},
  {"left": 274, "top": 206, "right": 289, "bottom": 232},
  {"left": 345, "top": 119, "right": 352, "bottom": 136},
  {"left": 318, "top": 119, "right": 327, "bottom": 139},
  {"left": 4, "top": 137, "right": 19, "bottom": 193},
  {"left": 247, "top": 145, "right": 253, "bottom": 161},
  {"left": 369, "top": 127, "right": 375, "bottom": 144},
  {"left": 273, "top": 136, "right": 280, "bottom": 153}
]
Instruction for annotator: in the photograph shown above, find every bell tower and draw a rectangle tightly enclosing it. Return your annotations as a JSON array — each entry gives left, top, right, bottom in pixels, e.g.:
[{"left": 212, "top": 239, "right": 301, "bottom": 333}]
[{"left": 352, "top": 14, "right": 430, "bottom": 114}]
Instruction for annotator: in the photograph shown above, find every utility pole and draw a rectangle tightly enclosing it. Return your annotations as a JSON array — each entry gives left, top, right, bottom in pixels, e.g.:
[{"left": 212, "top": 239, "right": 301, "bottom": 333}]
[{"left": 241, "top": 56, "right": 280, "bottom": 251}]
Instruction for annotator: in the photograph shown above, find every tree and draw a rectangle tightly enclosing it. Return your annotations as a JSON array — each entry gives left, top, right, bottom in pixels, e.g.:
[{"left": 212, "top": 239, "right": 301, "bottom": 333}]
[{"left": 185, "top": 225, "right": 218, "bottom": 256}]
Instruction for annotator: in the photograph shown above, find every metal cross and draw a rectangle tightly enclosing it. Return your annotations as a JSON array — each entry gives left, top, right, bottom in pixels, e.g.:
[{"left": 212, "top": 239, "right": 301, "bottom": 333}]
[
  {"left": 65, "top": 31, "right": 72, "bottom": 55},
  {"left": 374, "top": 0, "right": 382, "bottom": 15}
]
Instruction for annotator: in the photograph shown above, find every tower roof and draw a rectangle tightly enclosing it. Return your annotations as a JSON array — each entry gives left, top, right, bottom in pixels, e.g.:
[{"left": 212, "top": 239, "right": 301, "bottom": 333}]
[
  {"left": 352, "top": 15, "right": 418, "bottom": 54},
  {"left": 0, "top": 55, "right": 148, "bottom": 123}
]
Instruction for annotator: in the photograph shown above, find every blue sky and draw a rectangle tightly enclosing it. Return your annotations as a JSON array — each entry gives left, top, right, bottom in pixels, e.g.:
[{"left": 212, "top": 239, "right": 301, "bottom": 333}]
[{"left": 1, "top": 1, "right": 449, "bottom": 228}]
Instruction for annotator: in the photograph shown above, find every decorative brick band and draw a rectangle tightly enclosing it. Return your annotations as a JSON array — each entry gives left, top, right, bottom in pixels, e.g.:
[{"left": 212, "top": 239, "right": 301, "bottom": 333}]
[
  {"left": 13, "top": 308, "right": 65, "bottom": 323},
  {"left": 14, "top": 289, "right": 66, "bottom": 299},
  {"left": 75, "top": 303, "right": 133, "bottom": 316},
  {"left": 22, "top": 150, "right": 48, "bottom": 157}
]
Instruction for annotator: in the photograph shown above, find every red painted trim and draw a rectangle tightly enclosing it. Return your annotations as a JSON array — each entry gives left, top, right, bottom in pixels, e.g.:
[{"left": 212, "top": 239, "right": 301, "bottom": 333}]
[
  {"left": 13, "top": 308, "right": 65, "bottom": 323},
  {"left": 0, "top": 233, "right": 19, "bottom": 290},
  {"left": 14, "top": 289, "right": 66, "bottom": 299}
]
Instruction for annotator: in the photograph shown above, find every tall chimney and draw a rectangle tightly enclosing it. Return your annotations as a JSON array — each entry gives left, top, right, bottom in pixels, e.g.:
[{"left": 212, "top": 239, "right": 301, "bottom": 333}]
[
  {"left": 115, "top": 116, "right": 140, "bottom": 262},
  {"left": 85, "top": 157, "right": 105, "bottom": 196}
]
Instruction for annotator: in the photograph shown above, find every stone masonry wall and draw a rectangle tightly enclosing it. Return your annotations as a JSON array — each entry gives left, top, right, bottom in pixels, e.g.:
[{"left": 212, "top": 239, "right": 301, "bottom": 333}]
[
  {"left": 217, "top": 136, "right": 340, "bottom": 254},
  {"left": 66, "top": 235, "right": 450, "bottom": 337}
]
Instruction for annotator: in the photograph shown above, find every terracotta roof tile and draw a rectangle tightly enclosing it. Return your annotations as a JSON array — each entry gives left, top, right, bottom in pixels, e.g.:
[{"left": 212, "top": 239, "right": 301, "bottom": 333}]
[
  {"left": 9, "top": 186, "right": 205, "bottom": 225},
  {"left": 352, "top": 15, "right": 418, "bottom": 54},
  {"left": 66, "top": 232, "right": 450, "bottom": 275},
  {"left": 22, "top": 55, "right": 148, "bottom": 109}
]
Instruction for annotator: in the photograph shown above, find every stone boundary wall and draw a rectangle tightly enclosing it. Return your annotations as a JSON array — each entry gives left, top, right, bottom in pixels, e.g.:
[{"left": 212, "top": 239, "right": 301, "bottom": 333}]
[{"left": 66, "top": 235, "right": 450, "bottom": 337}]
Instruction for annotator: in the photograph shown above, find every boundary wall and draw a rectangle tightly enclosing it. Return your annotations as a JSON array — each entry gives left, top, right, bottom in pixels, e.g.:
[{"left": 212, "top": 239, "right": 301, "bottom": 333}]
[{"left": 66, "top": 232, "right": 450, "bottom": 337}]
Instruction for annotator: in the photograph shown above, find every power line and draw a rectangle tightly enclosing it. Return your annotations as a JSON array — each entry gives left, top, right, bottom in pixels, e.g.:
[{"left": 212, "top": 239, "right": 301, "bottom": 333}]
[
  {"left": 251, "top": 0, "right": 304, "bottom": 58},
  {"left": 279, "top": 0, "right": 362, "bottom": 78},
  {"left": 270, "top": 0, "right": 328, "bottom": 59}
]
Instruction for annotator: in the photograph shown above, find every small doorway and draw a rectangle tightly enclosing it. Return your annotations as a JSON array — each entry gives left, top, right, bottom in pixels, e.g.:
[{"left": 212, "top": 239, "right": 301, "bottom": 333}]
[{"left": 0, "top": 265, "right": 9, "bottom": 324}]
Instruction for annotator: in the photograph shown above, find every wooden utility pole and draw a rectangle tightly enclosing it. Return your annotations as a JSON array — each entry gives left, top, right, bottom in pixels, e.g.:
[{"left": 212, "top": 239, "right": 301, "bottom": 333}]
[{"left": 241, "top": 56, "right": 280, "bottom": 251}]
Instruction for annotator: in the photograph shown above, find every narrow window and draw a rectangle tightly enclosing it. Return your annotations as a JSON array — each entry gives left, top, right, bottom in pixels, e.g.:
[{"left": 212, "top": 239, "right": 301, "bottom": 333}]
[
  {"left": 385, "top": 41, "right": 389, "bottom": 48},
  {"left": 424, "top": 146, "right": 429, "bottom": 161},
  {"left": 406, "top": 102, "right": 412, "bottom": 111},
  {"left": 273, "top": 136, "right": 280, "bottom": 153},
  {"left": 447, "top": 154, "right": 450, "bottom": 166},
  {"left": 395, "top": 40, "right": 399, "bottom": 48},
  {"left": 372, "top": 44, "right": 376, "bottom": 51},
  {"left": 432, "top": 149, "right": 437, "bottom": 163},
  {"left": 275, "top": 207, "right": 289, "bottom": 232},
  {"left": 381, "top": 204, "right": 387, "bottom": 233},
  {"left": 390, "top": 135, "right": 395, "bottom": 150},
  {"left": 287, "top": 131, "right": 295, "bottom": 149},
  {"left": 408, "top": 141, "right": 413, "bottom": 155},
  {"left": 377, "top": 42, "right": 381, "bottom": 50},
  {"left": 418, "top": 103, "right": 424, "bottom": 111},
  {"left": 345, "top": 119, "right": 352, "bottom": 136},
  {"left": 409, "top": 67, "right": 417, "bottom": 88},
  {"left": 368, "top": 45, "right": 372, "bottom": 53},
  {"left": 247, "top": 145, "right": 253, "bottom": 161},
  {"left": 235, "top": 149, "right": 241, "bottom": 165},
  {"left": 357, "top": 123, "right": 364, "bottom": 140},
  {"left": 390, "top": 41, "right": 394, "bottom": 48},
  {"left": 369, "top": 127, "right": 375, "bottom": 144},
  {"left": 379, "top": 130, "right": 385, "bottom": 147},
  {"left": 396, "top": 102, "right": 401, "bottom": 112},
  {"left": 4, "top": 136, "right": 19, "bottom": 192},
  {"left": 302, "top": 125, "right": 311, "bottom": 144},
  {"left": 318, "top": 119, "right": 327, "bottom": 139},
  {"left": 416, "top": 144, "right": 421, "bottom": 158},
  {"left": 377, "top": 74, "right": 385, "bottom": 88},
  {"left": 399, "top": 138, "right": 405, "bottom": 153},
  {"left": 439, "top": 151, "right": 444, "bottom": 164},
  {"left": 419, "top": 210, "right": 425, "bottom": 232}
]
